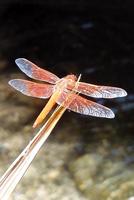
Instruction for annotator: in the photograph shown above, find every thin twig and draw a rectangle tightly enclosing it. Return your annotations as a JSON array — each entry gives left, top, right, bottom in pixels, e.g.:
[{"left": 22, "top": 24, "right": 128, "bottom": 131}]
[
  {"left": 0, "top": 105, "right": 66, "bottom": 200},
  {"left": 0, "top": 75, "right": 80, "bottom": 199}
]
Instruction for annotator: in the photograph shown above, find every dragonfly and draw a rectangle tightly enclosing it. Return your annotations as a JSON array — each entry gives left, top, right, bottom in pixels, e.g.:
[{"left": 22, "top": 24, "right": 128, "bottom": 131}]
[{"left": 9, "top": 58, "right": 127, "bottom": 128}]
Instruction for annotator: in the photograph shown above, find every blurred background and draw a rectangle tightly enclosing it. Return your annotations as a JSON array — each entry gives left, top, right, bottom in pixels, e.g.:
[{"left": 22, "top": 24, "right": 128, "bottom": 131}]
[{"left": 0, "top": 1, "right": 134, "bottom": 199}]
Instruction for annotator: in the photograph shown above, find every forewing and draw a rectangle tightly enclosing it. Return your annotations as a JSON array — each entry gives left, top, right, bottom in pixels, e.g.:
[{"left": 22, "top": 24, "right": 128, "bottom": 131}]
[
  {"left": 15, "top": 58, "right": 60, "bottom": 84},
  {"left": 57, "top": 92, "right": 115, "bottom": 118},
  {"left": 9, "top": 79, "right": 54, "bottom": 99},
  {"left": 72, "top": 82, "right": 127, "bottom": 98}
]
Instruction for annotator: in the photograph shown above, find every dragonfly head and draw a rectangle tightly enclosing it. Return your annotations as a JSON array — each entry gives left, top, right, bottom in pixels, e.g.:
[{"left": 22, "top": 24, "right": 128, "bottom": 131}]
[
  {"left": 57, "top": 74, "right": 77, "bottom": 85},
  {"left": 63, "top": 74, "right": 80, "bottom": 89},
  {"left": 65, "top": 74, "right": 77, "bottom": 82},
  {"left": 64, "top": 74, "right": 77, "bottom": 82}
]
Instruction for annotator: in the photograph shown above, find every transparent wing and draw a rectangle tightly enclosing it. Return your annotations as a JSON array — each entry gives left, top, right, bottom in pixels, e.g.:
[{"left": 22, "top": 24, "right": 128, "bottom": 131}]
[
  {"left": 56, "top": 92, "right": 115, "bottom": 118},
  {"left": 9, "top": 79, "right": 54, "bottom": 99},
  {"left": 15, "top": 58, "right": 60, "bottom": 84},
  {"left": 69, "top": 82, "right": 127, "bottom": 99}
]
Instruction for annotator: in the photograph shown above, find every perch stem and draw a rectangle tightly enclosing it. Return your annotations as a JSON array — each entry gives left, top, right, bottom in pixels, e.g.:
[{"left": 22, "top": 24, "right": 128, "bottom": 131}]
[
  {"left": 0, "top": 105, "right": 66, "bottom": 200},
  {"left": 0, "top": 75, "right": 80, "bottom": 199}
]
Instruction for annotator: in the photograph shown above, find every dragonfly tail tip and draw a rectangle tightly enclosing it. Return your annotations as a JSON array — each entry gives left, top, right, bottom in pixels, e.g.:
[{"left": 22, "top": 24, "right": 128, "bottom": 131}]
[{"left": 33, "top": 120, "right": 39, "bottom": 128}]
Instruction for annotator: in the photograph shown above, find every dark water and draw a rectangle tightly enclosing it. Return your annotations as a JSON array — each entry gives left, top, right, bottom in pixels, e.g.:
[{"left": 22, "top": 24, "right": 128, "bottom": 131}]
[{"left": 0, "top": 2, "right": 134, "bottom": 199}]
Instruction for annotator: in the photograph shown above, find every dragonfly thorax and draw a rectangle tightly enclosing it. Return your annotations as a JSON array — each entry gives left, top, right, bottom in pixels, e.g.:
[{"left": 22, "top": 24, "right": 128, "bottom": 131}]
[
  {"left": 54, "top": 79, "right": 68, "bottom": 93},
  {"left": 54, "top": 74, "right": 77, "bottom": 93},
  {"left": 63, "top": 74, "right": 77, "bottom": 87},
  {"left": 64, "top": 74, "right": 77, "bottom": 90}
]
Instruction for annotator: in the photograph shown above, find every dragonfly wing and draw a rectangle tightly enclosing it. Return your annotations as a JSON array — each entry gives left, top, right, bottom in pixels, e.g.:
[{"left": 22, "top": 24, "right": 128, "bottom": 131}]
[
  {"left": 9, "top": 79, "right": 54, "bottom": 99},
  {"left": 56, "top": 92, "right": 115, "bottom": 118},
  {"left": 73, "top": 82, "right": 127, "bottom": 98},
  {"left": 15, "top": 58, "right": 60, "bottom": 84}
]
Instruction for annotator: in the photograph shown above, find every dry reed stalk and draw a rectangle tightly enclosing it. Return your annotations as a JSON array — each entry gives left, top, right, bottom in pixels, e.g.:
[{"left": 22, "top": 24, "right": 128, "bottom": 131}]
[
  {"left": 0, "top": 75, "right": 80, "bottom": 199},
  {"left": 0, "top": 104, "right": 66, "bottom": 199}
]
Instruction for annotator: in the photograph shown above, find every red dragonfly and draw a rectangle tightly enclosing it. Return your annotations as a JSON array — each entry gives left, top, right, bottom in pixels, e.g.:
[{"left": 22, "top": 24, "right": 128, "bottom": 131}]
[{"left": 9, "top": 58, "right": 127, "bottom": 128}]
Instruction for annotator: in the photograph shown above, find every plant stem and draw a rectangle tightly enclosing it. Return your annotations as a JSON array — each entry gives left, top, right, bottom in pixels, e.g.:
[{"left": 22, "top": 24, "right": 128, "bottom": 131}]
[{"left": 0, "top": 105, "right": 66, "bottom": 200}]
